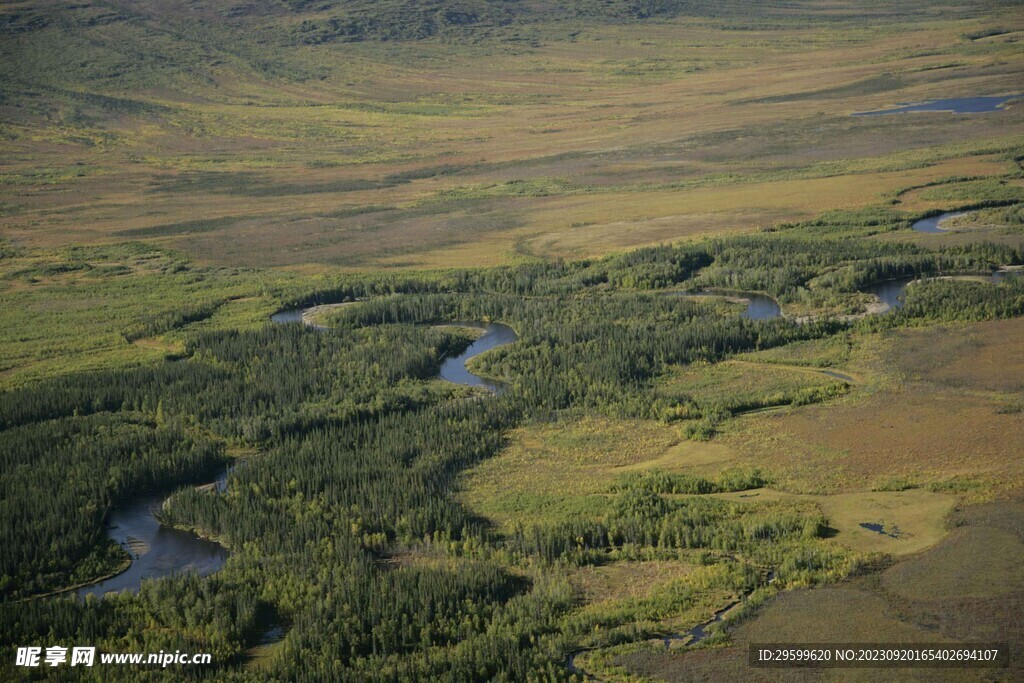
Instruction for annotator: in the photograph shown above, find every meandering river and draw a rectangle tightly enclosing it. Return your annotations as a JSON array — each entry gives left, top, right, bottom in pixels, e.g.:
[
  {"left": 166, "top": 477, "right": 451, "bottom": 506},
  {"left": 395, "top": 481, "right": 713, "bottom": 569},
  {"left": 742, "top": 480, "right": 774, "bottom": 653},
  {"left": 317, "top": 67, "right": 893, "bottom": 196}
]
[
  {"left": 77, "top": 478, "right": 229, "bottom": 599},
  {"left": 80, "top": 269, "right": 1015, "bottom": 599},
  {"left": 677, "top": 291, "right": 782, "bottom": 321},
  {"left": 78, "top": 308, "right": 518, "bottom": 598},
  {"left": 860, "top": 268, "right": 1017, "bottom": 317},
  {"left": 438, "top": 322, "right": 518, "bottom": 393},
  {"left": 911, "top": 211, "right": 969, "bottom": 234}
]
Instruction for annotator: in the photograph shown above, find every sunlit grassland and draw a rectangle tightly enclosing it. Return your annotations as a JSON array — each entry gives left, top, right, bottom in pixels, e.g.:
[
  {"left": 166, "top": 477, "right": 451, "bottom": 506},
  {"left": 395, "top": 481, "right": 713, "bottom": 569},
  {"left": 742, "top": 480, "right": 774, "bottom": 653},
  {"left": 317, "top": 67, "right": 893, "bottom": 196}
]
[
  {"left": 704, "top": 488, "right": 955, "bottom": 556},
  {"left": 0, "top": 243, "right": 298, "bottom": 388},
  {"left": 720, "top": 320, "right": 1024, "bottom": 497},
  {"left": 891, "top": 317, "right": 1024, "bottom": 395},
  {"left": 457, "top": 416, "right": 685, "bottom": 530},
  {"left": 2, "top": 2, "right": 1022, "bottom": 269},
  {"left": 653, "top": 359, "right": 850, "bottom": 415},
  {"left": 469, "top": 318, "right": 1022, "bottom": 679},
  {"left": 736, "top": 334, "right": 859, "bottom": 369},
  {"left": 458, "top": 316, "right": 1012, "bottom": 566},
  {"left": 457, "top": 420, "right": 954, "bottom": 559},
  {"left": 568, "top": 560, "right": 697, "bottom": 606}
]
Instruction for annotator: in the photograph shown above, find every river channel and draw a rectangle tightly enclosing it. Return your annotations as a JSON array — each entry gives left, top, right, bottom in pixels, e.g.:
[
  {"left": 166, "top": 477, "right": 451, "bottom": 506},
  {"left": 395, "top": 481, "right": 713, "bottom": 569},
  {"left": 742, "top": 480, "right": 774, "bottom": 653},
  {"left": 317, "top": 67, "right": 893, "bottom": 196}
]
[{"left": 78, "top": 307, "right": 518, "bottom": 598}]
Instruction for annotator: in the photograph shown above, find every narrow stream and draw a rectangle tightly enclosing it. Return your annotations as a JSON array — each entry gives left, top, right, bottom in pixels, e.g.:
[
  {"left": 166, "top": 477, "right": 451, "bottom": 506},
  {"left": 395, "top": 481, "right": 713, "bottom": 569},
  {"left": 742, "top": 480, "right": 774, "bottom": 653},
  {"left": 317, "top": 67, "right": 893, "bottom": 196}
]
[
  {"left": 567, "top": 570, "right": 775, "bottom": 677},
  {"left": 438, "top": 322, "right": 518, "bottom": 393},
  {"left": 853, "top": 94, "right": 1020, "bottom": 116}
]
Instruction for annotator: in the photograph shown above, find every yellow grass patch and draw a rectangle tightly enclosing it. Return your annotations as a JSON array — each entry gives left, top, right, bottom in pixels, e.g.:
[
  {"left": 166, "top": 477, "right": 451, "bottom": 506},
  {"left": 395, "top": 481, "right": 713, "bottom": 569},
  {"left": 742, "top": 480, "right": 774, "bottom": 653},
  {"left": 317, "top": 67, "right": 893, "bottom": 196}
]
[
  {"left": 655, "top": 359, "right": 850, "bottom": 412},
  {"left": 569, "top": 560, "right": 696, "bottom": 606},
  {"left": 457, "top": 416, "right": 737, "bottom": 528},
  {"left": 724, "top": 386, "right": 1024, "bottom": 494},
  {"left": 889, "top": 317, "right": 1024, "bottom": 395},
  {"left": 523, "top": 156, "right": 1012, "bottom": 258},
  {"left": 130, "top": 336, "right": 185, "bottom": 354},
  {"left": 614, "top": 439, "right": 738, "bottom": 474},
  {"left": 708, "top": 488, "right": 956, "bottom": 556},
  {"left": 720, "top": 320, "right": 1024, "bottom": 496}
]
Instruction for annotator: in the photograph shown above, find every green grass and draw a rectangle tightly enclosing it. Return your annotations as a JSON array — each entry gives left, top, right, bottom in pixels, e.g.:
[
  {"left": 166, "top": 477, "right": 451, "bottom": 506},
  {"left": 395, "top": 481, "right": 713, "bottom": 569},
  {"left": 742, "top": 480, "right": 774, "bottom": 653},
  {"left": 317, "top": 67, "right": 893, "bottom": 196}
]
[
  {"left": 654, "top": 359, "right": 850, "bottom": 418},
  {"left": 0, "top": 243, "right": 296, "bottom": 388},
  {"left": 457, "top": 416, "right": 683, "bottom": 529}
]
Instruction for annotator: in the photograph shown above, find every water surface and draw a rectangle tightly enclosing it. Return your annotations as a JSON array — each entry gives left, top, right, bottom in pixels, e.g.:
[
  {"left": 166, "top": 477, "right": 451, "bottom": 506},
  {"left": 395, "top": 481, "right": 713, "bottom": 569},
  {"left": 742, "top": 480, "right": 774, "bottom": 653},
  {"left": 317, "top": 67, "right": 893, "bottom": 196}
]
[
  {"left": 864, "top": 278, "right": 913, "bottom": 312},
  {"left": 911, "top": 211, "right": 967, "bottom": 234},
  {"left": 681, "top": 291, "right": 782, "bottom": 320},
  {"left": 740, "top": 294, "right": 782, "bottom": 321},
  {"left": 860, "top": 522, "right": 903, "bottom": 539},
  {"left": 77, "top": 489, "right": 228, "bottom": 599},
  {"left": 270, "top": 308, "right": 304, "bottom": 325},
  {"left": 438, "top": 323, "right": 518, "bottom": 393},
  {"left": 854, "top": 95, "right": 1019, "bottom": 116}
]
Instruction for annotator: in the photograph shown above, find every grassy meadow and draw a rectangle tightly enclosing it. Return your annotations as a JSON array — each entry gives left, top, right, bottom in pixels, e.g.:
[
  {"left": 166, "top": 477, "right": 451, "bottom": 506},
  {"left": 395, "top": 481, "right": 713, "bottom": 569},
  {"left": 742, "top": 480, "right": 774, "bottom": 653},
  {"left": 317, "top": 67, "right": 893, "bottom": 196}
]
[{"left": 2, "top": 0, "right": 1023, "bottom": 270}]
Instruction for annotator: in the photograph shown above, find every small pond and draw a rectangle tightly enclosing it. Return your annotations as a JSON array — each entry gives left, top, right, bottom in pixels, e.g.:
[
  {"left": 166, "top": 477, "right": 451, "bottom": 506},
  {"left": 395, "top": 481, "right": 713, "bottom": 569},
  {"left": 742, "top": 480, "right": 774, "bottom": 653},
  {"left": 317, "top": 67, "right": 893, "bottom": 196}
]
[{"left": 854, "top": 94, "right": 1020, "bottom": 116}]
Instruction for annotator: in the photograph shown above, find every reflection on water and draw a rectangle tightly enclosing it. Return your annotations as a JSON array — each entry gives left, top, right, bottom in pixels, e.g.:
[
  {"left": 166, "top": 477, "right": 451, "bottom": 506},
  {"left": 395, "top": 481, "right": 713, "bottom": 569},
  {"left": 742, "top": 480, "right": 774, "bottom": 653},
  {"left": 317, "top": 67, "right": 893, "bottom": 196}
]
[
  {"left": 438, "top": 323, "right": 518, "bottom": 394},
  {"left": 740, "top": 294, "right": 782, "bottom": 321},
  {"left": 270, "top": 308, "right": 304, "bottom": 324},
  {"left": 864, "top": 278, "right": 913, "bottom": 312},
  {"left": 860, "top": 522, "right": 903, "bottom": 539},
  {"left": 864, "top": 270, "right": 1018, "bottom": 315},
  {"left": 77, "top": 491, "right": 228, "bottom": 599},
  {"left": 681, "top": 291, "right": 782, "bottom": 321}
]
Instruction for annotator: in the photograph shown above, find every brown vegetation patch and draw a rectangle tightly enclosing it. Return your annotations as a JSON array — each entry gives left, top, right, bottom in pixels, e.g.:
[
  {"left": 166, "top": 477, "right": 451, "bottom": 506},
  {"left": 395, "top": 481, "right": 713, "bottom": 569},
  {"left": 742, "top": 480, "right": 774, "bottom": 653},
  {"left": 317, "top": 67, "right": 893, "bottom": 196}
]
[
  {"left": 616, "top": 495, "right": 1024, "bottom": 682},
  {"left": 725, "top": 386, "right": 1024, "bottom": 493},
  {"left": 889, "top": 317, "right": 1024, "bottom": 394},
  {"left": 569, "top": 560, "right": 695, "bottom": 606}
]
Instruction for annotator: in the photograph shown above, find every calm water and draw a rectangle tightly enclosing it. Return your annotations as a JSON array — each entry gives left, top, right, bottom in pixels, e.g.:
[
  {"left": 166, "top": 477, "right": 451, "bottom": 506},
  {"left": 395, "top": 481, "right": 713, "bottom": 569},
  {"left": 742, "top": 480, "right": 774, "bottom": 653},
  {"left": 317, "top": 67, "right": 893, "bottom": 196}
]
[
  {"left": 270, "top": 308, "right": 304, "bottom": 324},
  {"left": 992, "top": 269, "right": 1020, "bottom": 283},
  {"left": 854, "top": 95, "right": 1020, "bottom": 116},
  {"left": 862, "top": 271, "right": 1017, "bottom": 316},
  {"left": 911, "top": 211, "right": 967, "bottom": 234},
  {"left": 438, "top": 323, "right": 518, "bottom": 393},
  {"left": 865, "top": 278, "right": 913, "bottom": 312},
  {"left": 820, "top": 369, "right": 856, "bottom": 383},
  {"left": 77, "top": 488, "right": 228, "bottom": 599},
  {"left": 271, "top": 305, "right": 337, "bottom": 330},
  {"left": 860, "top": 522, "right": 903, "bottom": 539},
  {"left": 740, "top": 294, "right": 782, "bottom": 321},
  {"left": 682, "top": 291, "right": 782, "bottom": 320}
]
